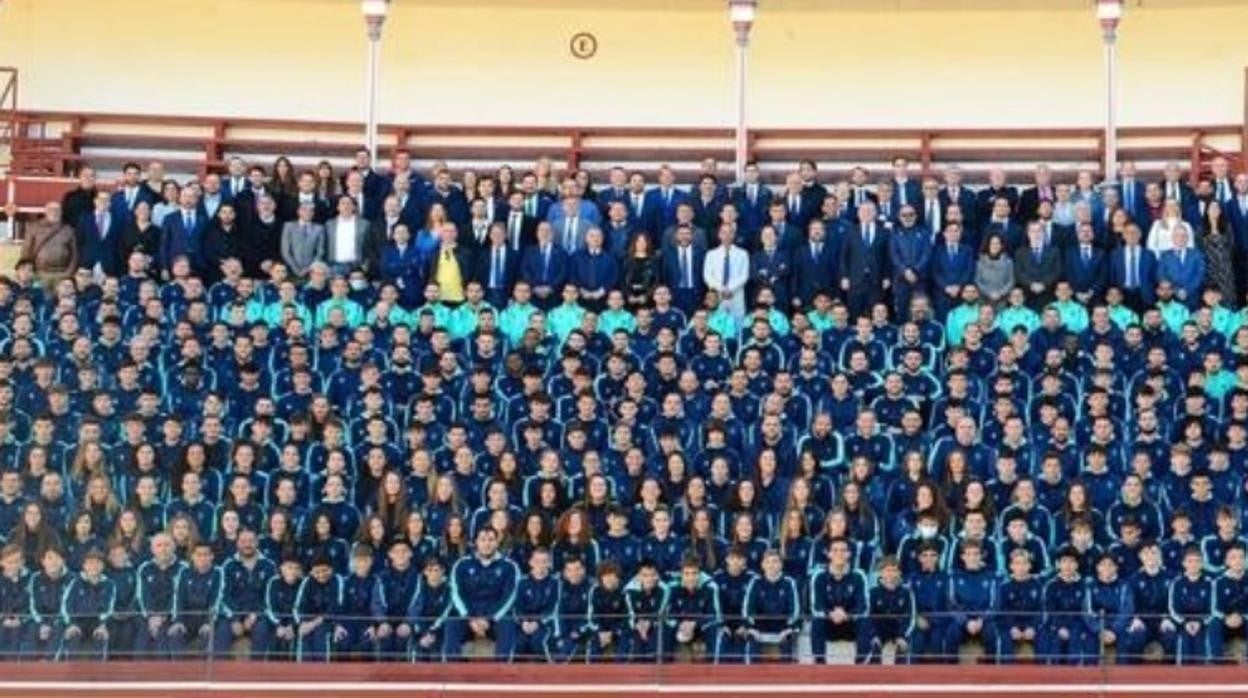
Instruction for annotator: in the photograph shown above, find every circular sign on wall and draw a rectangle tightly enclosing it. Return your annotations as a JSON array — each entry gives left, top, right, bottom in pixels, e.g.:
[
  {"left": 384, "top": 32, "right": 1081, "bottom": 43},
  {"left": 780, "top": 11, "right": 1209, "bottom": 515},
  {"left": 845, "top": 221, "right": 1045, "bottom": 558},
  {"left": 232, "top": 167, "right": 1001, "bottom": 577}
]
[{"left": 570, "top": 32, "right": 598, "bottom": 60}]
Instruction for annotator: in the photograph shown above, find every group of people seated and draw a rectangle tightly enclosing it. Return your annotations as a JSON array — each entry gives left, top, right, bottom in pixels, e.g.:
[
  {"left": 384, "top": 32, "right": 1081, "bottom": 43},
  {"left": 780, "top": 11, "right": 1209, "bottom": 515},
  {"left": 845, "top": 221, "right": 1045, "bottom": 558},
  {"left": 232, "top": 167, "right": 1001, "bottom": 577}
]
[{"left": 0, "top": 148, "right": 1244, "bottom": 665}]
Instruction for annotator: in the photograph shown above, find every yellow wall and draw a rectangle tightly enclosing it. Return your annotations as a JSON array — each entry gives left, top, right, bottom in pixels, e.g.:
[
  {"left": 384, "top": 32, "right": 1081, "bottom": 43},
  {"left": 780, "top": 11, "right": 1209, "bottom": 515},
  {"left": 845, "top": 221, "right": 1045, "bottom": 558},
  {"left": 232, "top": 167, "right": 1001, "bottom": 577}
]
[{"left": 0, "top": 0, "right": 1243, "bottom": 129}]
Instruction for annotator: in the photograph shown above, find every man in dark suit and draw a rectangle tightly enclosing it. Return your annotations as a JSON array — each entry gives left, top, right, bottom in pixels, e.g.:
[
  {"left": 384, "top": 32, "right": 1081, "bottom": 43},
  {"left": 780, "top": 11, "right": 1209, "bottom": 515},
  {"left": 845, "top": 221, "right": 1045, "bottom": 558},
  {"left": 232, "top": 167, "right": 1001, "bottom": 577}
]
[
  {"left": 642, "top": 166, "right": 688, "bottom": 233},
  {"left": 890, "top": 156, "right": 922, "bottom": 214},
  {"left": 661, "top": 224, "right": 706, "bottom": 316},
  {"left": 344, "top": 148, "right": 391, "bottom": 204},
  {"left": 568, "top": 228, "right": 618, "bottom": 313},
  {"left": 798, "top": 159, "right": 827, "bottom": 216},
  {"left": 475, "top": 223, "right": 518, "bottom": 309},
  {"left": 623, "top": 171, "right": 654, "bottom": 235},
  {"left": 1115, "top": 161, "right": 1148, "bottom": 225},
  {"left": 78, "top": 191, "right": 123, "bottom": 278},
  {"left": 221, "top": 157, "right": 249, "bottom": 202},
  {"left": 929, "top": 222, "right": 974, "bottom": 319},
  {"left": 519, "top": 171, "right": 556, "bottom": 224},
  {"left": 939, "top": 167, "right": 978, "bottom": 234},
  {"left": 502, "top": 191, "right": 537, "bottom": 254},
  {"left": 888, "top": 206, "right": 931, "bottom": 321},
  {"left": 839, "top": 202, "right": 890, "bottom": 318},
  {"left": 750, "top": 225, "right": 792, "bottom": 310},
  {"left": 1016, "top": 164, "right": 1056, "bottom": 224},
  {"left": 791, "top": 219, "right": 837, "bottom": 310},
  {"left": 158, "top": 188, "right": 208, "bottom": 277},
  {"left": 1063, "top": 222, "right": 1108, "bottom": 304},
  {"left": 520, "top": 222, "right": 568, "bottom": 310},
  {"left": 109, "top": 162, "right": 156, "bottom": 224},
  {"left": 602, "top": 201, "right": 637, "bottom": 259},
  {"left": 1014, "top": 220, "right": 1063, "bottom": 309},
  {"left": 232, "top": 165, "right": 273, "bottom": 226},
  {"left": 767, "top": 200, "right": 802, "bottom": 252},
  {"left": 846, "top": 166, "right": 878, "bottom": 211},
  {"left": 779, "top": 173, "right": 815, "bottom": 234},
  {"left": 1109, "top": 222, "right": 1156, "bottom": 312},
  {"left": 981, "top": 197, "right": 1024, "bottom": 251},
  {"left": 596, "top": 167, "right": 631, "bottom": 221},
  {"left": 917, "top": 178, "right": 945, "bottom": 243},
  {"left": 733, "top": 162, "right": 773, "bottom": 244},
  {"left": 60, "top": 165, "right": 98, "bottom": 231},
  {"left": 976, "top": 167, "right": 1019, "bottom": 225}
]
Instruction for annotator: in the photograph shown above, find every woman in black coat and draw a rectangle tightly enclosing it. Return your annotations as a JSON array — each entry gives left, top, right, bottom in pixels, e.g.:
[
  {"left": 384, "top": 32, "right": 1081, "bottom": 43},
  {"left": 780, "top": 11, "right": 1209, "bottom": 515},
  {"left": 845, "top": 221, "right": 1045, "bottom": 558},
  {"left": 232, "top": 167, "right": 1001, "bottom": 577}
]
[{"left": 621, "top": 234, "right": 660, "bottom": 309}]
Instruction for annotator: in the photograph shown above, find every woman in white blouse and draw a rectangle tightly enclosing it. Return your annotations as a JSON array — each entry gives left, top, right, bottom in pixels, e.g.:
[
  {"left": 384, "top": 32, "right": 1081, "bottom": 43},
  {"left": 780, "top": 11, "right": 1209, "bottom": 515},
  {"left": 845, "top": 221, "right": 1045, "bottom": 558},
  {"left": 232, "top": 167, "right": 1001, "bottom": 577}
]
[{"left": 1146, "top": 198, "right": 1192, "bottom": 254}]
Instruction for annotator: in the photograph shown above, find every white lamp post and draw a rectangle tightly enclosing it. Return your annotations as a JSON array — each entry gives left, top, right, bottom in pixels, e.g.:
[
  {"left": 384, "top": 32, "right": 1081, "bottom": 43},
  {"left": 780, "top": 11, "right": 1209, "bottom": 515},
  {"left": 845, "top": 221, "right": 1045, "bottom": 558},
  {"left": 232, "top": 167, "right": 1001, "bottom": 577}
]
[
  {"left": 361, "top": 0, "right": 390, "bottom": 164},
  {"left": 1097, "top": 0, "right": 1123, "bottom": 184},
  {"left": 729, "top": 0, "right": 757, "bottom": 184}
]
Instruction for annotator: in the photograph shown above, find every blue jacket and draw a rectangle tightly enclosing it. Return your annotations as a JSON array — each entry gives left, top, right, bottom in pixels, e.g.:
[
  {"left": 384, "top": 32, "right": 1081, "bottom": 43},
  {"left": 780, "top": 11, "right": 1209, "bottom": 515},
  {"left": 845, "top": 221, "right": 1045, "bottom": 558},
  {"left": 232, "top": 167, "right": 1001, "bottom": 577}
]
[
  {"left": 450, "top": 554, "right": 520, "bottom": 621},
  {"left": 76, "top": 210, "right": 124, "bottom": 277},
  {"left": 625, "top": 583, "right": 669, "bottom": 629},
  {"left": 136, "top": 559, "right": 187, "bottom": 617},
  {"left": 264, "top": 576, "right": 301, "bottom": 627},
  {"left": 568, "top": 250, "right": 619, "bottom": 295},
  {"left": 949, "top": 568, "right": 996, "bottom": 626},
  {"left": 1128, "top": 568, "right": 1172, "bottom": 620},
  {"left": 889, "top": 226, "right": 932, "bottom": 285},
  {"left": 295, "top": 574, "right": 343, "bottom": 623},
  {"left": 553, "top": 578, "right": 593, "bottom": 638},
  {"left": 995, "top": 577, "right": 1043, "bottom": 630},
  {"left": 512, "top": 574, "right": 559, "bottom": 625},
  {"left": 643, "top": 187, "right": 688, "bottom": 233},
  {"left": 173, "top": 565, "right": 224, "bottom": 625},
  {"left": 744, "top": 575, "right": 800, "bottom": 634},
  {"left": 1169, "top": 573, "right": 1215, "bottom": 625},
  {"left": 1089, "top": 577, "right": 1134, "bottom": 637},
  {"left": 870, "top": 582, "right": 915, "bottom": 638},
  {"left": 407, "top": 579, "right": 453, "bottom": 635},
  {"left": 929, "top": 242, "right": 974, "bottom": 292},
  {"left": 520, "top": 244, "right": 569, "bottom": 290},
  {"left": 372, "top": 565, "right": 420, "bottom": 624},
  {"left": 222, "top": 555, "right": 277, "bottom": 620},
  {"left": 588, "top": 583, "right": 628, "bottom": 634},
  {"left": 158, "top": 210, "right": 209, "bottom": 274},
  {"left": 62, "top": 574, "right": 116, "bottom": 626},
  {"left": 1042, "top": 575, "right": 1092, "bottom": 631},
  {"left": 29, "top": 571, "right": 69, "bottom": 626},
  {"left": 1108, "top": 245, "right": 1157, "bottom": 304},
  {"left": 1156, "top": 248, "right": 1206, "bottom": 307},
  {"left": 667, "top": 578, "right": 720, "bottom": 633},
  {"left": 1063, "top": 246, "right": 1108, "bottom": 296},
  {"left": 809, "top": 566, "right": 868, "bottom": 617}
]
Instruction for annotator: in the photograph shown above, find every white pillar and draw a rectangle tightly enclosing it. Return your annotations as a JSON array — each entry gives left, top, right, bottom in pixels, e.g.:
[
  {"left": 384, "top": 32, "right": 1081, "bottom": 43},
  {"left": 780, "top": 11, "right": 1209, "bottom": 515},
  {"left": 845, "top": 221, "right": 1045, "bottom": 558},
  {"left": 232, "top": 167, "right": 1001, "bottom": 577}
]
[
  {"left": 1103, "top": 28, "right": 1118, "bottom": 184},
  {"left": 365, "top": 18, "right": 383, "bottom": 163},
  {"left": 733, "top": 33, "right": 749, "bottom": 184}
]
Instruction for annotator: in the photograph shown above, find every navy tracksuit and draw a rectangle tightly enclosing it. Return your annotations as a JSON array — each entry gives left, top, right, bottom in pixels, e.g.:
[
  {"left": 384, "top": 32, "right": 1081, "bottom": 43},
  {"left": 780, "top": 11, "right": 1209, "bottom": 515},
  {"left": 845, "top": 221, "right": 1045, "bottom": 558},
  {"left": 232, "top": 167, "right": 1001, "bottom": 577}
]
[
  {"left": 370, "top": 565, "right": 420, "bottom": 658},
  {"left": 666, "top": 578, "right": 720, "bottom": 659},
  {"left": 170, "top": 566, "right": 228, "bottom": 658},
  {"left": 1168, "top": 573, "right": 1217, "bottom": 664},
  {"left": 221, "top": 556, "right": 277, "bottom": 649},
  {"left": 294, "top": 574, "right": 343, "bottom": 662},
  {"left": 1038, "top": 576, "right": 1094, "bottom": 665},
  {"left": 868, "top": 583, "right": 916, "bottom": 663},
  {"left": 908, "top": 569, "right": 951, "bottom": 661},
  {"left": 61, "top": 573, "right": 117, "bottom": 659},
  {"left": 1214, "top": 572, "right": 1248, "bottom": 658},
  {"left": 135, "top": 559, "right": 186, "bottom": 659},
  {"left": 1089, "top": 578, "right": 1134, "bottom": 660},
  {"left": 407, "top": 579, "right": 453, "bottom": 661},
  {"left": 712, "top": 569, "right": 754, "bottom": 663},
  {"left": 587, "top": 584, "right": 628, "bottom": 661},
  {"left": 994, "top": 577, "right": 1042, "bottom": 661},
  {"left": 27, "top": 571, "right": 69, "bottom": 659},
  {"left": 339, "top": 572, "right": 379, "bottom": 658},
  {"left": 624, "top": 583, "right": 670, "bottom": 662},
  {"left": 501, "top": 574, "right": 559, "bottom": 661},
  {"left": 253, "top": 576, "right": 301, "bottom": 660},
  {"left": 742, "top": 575, "right": 800, "bottom": 663},
  {"left": 548, "top": 578, "right": 593, "bottom": 663},
  {"left": 0, "top": 572, "right": 28, "bottom": 656},
  {"left": 1122, "top": 568, "right": 1173, "bottom": 662},
  {"left": 809, "top": 567, "right": 871, "bottom": 663},
  {"left": 106, "top": 564, "right": 138, "bottom": 657},
  {"left": 446, "top": 554, "right": 520, "bottom": 660},
  {"left": 945, "top": 569, "right": 997, "bottom": 659}
]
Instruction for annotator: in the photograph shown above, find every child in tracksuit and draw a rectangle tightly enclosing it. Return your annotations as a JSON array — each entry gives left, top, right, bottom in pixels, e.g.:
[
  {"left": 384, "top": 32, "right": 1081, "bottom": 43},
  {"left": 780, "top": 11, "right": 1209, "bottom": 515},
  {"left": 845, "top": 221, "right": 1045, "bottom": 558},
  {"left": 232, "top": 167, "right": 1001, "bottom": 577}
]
[
  {"left": 1038, "top": 546, "right": 1094, "bottom": 665},
  {"left": 624, "top": 559, "right": 670, "bottom": 662},
  {"left": 549, "top": 555, "right": 593, "bottom": 663},
  {"left": 339, "top": 544, "right": 380, "bottom": 660},
  {"left": 445, "top": 527, "right": 521, "bottom": 660},
  {"left": 136, "top": 534, "right": 187, "bottom": 659},
  {"left": 712, "top": 546, "right": 755, "bottom": 664},
  {"left": 0, "top": 544, "right": 28, "bottom": 656},
  {"left": 587, "top": 560, "right": 628, "bottom": 661},
  {"left": 371, "top": 542, "right": 420, "bottom": 660},
  {"left": 1168, "top": 546, "right": 1216, "bottom": 664},
  {"left": 501, "top": 547, "right": 559, "bottom": 662},
  {"left": 809, "top": 537, "right": 871, "bottom": 663},
  {"left": 667, "top": 554, "right": 720, "bottom": 661},
  {"left": 994, "top": 548, "right": 1042, "bottom": 662},
  {"left": 1214, "top": 543, "right": 1247, "bottom": 663},
  {"left": 1089, "top": 552, "right": 1134, "bottom": 663},
  {"left": 869, "top": 556, "right": 916, "bottom": 664},
  {"left": 908, "top": 542, "right": 951, "bottom": 662},
  {"left": 105, "top": 542, "right": 138, "bottom": 657},
  {"left": 252, "top": 556, "right": 303, "bottom": 660},
  {"left": 1122, "top": 541, "right": 1174, "bottom": 663},
  {"left": 295, "top": 556, "right": 345, "bottom": 662},
  {"left": 168, "top": 543, "right": 228, "bottom": 658},
  {"left": 62, "top": 548, "right": 116, "bottom": 660},
  {"left": 945, "top": 540, "right": 997, "bottom": 661},
  {"left": 408, "top": 556, "right": 453, "bottom": 662},
  {"left": 27, "top": 546, "right": 70, "bottom": 660},
  {"left": 742, "top": 549, "right": 800, "bottom": 663}
]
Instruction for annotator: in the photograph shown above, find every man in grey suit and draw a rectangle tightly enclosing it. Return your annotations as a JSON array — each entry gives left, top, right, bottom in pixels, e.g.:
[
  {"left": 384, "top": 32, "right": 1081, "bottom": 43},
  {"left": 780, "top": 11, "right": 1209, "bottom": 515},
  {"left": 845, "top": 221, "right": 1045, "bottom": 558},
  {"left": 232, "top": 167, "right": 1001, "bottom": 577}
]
[
  {"left": 551, "top": 196, "right": 594, "bottom": 254},
  {"left": 324, "top": 196, "right": 377, "bottom": 276},
  {"left": 281, "top": 201, "right": 327, "bottom": 277}
]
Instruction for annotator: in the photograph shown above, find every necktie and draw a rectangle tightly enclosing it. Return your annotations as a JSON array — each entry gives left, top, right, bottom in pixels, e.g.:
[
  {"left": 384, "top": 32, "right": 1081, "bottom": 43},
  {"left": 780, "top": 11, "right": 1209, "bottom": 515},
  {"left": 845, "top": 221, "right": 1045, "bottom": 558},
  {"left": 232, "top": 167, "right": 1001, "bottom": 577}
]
[
  {"left": 96, "top": 213, "right": 106, "bottom": 238},
  {"left": 492, "top": 247, "right": 502, "bottom": 288},
  {"left": 748, "top": 185, "right": 756, "bottom": 206},
  {"left": 813, "top": 243, "right": 822, "bottom": 259},
  {"left": 633, "top": 194, "right": 642, "bottom": 214},
  {"left": 588, "top": 252, "right": 598, "bottom": 290},
  {"left": 564, "top": 219, "right": 574, "bottom": 251},
  {"left": 855, "top": 189, "right": 863, "bottom": 206},
  {"left": 510, "top": 215, "right": 521, "bottom": 248},
  {"left": 864, "top": 226, "right": 873, "bottom": 248},
  {"left": 185, "top": 212, "right": 193, "bottom": 231},
  {"left": 125, "top": 189, "right": 134, "bottom": 208},
  {"left": 789, "top": 195, "right": 798, "bottom": 215},
  {"left": 1124, "top": 182, "right": 1134, "bottom": 212},
  {"left": 1178, "top": 250, "right": 1185, "bottom": 266},
  {"left": 542, "top": 246, "right": 551, "bottom": 280},
  {"left": 721, "top": 249, "right": 731, "bottom": 287},
  {"left": 1033, "top": 247, "right": 1042, "bottom": 262},
  {"left": 1127, "top": 247, "right": 1136, "bottom": 288},
  {"left": 1083, "top": 247, "right": 1091, "bottom": 263},
  {"left": 927, "top": 201, "right": 938, "bottom": 234},
  {"left": 898, "top": 182, "right": 907, "bottom": 207},
  {"left": 527, "top": 197, "right": 536, "bottom": 217},
  {"left": 301, "top": 223, "right": 308, "bottom": 236},
  {"left": 948, "top": 244, "right": 956, "bottom": 259}
]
